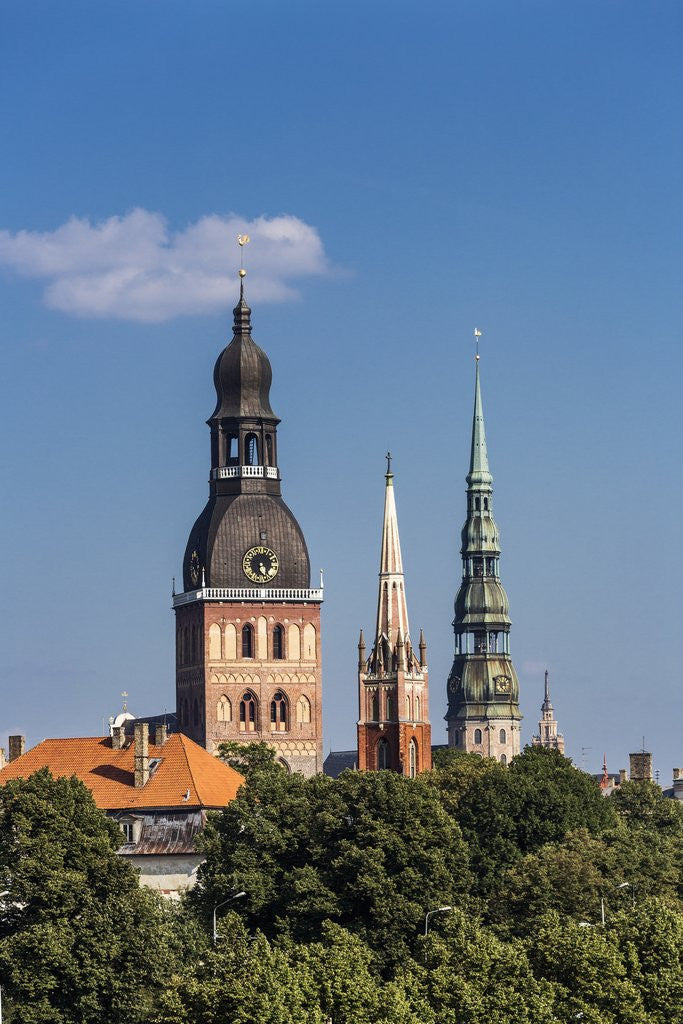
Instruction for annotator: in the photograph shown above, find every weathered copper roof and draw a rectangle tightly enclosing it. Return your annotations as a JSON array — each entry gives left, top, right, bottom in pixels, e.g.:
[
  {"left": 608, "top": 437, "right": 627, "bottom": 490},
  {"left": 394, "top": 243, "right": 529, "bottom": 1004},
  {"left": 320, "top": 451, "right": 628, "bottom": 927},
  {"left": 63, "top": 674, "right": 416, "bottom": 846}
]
[
  {"left": 0, "top": 733, "right": 244, "bottom": 811},
  {"left": 116, "top": 810, "right": 206, "bottom": 855}
]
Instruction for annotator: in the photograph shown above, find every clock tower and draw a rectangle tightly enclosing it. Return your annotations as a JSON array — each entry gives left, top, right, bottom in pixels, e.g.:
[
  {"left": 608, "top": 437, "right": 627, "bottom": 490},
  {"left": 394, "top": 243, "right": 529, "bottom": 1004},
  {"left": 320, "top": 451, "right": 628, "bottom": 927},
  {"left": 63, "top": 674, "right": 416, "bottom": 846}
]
[
  {"left": 445, "top": 354, "right": 522, "bottom": 762},
  {"left": 357, "top": 459, "right": 431, "bottom": 776},
  {"left": 174, "top": 274, "right": 323, "bottom": 775}
]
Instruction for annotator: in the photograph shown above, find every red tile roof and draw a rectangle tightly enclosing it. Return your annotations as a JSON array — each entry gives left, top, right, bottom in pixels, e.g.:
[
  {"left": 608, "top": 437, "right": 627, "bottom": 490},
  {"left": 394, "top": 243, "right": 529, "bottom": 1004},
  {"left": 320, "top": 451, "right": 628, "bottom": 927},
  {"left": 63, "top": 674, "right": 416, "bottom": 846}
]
[{"left": 0, "top": 733, "right": 244, "bottom": 811}]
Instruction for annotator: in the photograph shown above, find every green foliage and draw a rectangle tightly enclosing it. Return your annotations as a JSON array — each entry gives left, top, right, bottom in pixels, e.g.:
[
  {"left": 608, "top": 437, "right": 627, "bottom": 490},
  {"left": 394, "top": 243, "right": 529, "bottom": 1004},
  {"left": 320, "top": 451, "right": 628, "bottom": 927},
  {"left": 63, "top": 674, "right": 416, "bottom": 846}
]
[
  {"left": 216, "top": 740, "right": 285, "bottom": 781},
  {"left": 0, "top": 769, "right": 178, "bottom": 1023},
  {"left": 193, "top": 766, "right": 472, "bottom": 967}
]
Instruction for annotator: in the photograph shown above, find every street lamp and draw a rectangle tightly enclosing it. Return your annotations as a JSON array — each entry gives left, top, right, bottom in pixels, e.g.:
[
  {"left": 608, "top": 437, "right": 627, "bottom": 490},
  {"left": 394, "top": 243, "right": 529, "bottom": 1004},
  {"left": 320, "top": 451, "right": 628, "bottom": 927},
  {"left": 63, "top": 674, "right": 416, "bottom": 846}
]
[
  {"left": 424, "top": 906, "right": 453, "bottom": 937},
  {"left": 212, "top": 891, "right": 246, "bottom": 944}
]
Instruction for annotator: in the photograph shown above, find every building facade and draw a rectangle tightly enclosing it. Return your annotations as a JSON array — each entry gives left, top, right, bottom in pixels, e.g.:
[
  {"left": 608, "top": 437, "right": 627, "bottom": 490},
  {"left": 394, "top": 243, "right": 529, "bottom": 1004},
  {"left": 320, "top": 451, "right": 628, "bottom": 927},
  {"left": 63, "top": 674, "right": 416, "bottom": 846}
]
[
  {"left": 357, "top": 461, "right": 431, "bottom": 776},
  {"left": 532, "top": 670, "right": 565, "bottom": 753},
  {"left": 174, "top": 277, "right": 323, "bottom": 775},
  {"left": 446, "top": 356, "right": 522, "bottom": 762}
]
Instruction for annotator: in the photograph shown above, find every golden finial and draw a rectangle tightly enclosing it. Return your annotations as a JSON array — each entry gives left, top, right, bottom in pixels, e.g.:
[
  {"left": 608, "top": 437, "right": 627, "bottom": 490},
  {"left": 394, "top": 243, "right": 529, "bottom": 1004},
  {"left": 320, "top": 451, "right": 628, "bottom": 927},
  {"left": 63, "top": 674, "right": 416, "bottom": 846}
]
[
  {"left": 237, "top": 234, "right": 250, "bottom": 278},
  {"left": 474, "top": 327, "right": 482, "bottom": 361}
]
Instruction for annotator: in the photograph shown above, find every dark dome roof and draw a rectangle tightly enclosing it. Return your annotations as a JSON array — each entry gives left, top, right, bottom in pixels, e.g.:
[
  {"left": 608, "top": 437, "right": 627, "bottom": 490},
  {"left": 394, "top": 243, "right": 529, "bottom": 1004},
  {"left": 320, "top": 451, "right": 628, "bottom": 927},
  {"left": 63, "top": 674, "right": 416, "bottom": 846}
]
[
  {"left": 183, "top": 493, "right": 310, "bottom": 591},
  {"left": 210, "top": 292, "right": 279, "bottom": 422}
]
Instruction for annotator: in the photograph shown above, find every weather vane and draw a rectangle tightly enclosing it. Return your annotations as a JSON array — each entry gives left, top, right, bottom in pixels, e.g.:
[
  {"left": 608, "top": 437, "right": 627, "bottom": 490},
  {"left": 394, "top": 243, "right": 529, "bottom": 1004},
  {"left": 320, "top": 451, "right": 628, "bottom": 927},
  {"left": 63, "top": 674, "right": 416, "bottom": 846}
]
[
  {"left": 121, "top": 691, "right": 128, "bottom": 713},
  {"left": 237, "top": 234, "right": 250, "bottom": 278},
  {"left": 474, "top": 327, "right": 482, "bottom": 361}
]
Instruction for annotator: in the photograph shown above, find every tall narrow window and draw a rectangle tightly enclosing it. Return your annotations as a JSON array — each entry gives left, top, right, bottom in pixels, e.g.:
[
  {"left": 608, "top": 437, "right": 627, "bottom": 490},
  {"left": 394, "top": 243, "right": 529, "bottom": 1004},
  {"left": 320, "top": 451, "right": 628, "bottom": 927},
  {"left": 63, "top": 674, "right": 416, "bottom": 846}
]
[
  {"left": 265, "top": 434, "right": 273, "bottom": 465},
  {"left": 245, "top": 433, "right": 259, "bottom": 466},
  {"left": 228, "top": 434, "right": 239, "bottom": 464},
  {"left": 270, "top": 690, "right": 288, "bottom": 732},
  {"left": 217, "top": 695, "right": 232, "bottom": 722},
  {"left": 405, "top": 696, "right": 411, "bottom": 720},
  {"left": 239, "top": 691, "right": 257, "bottom": 732},
  {"left": 386, "top": 693, "right": 394, "bottom": 720},
  {"left": 475, "top": 497, "right": 481, "bottom": 511},
  {"left": 414, "top": 696, "right": 421, "bottom": 720},
  {"left": 242, "top": 623, "right": 254, "bottom": 658},
  {"left": 409, "top": 739, "right": 417, "bottom": 778},
  {"left": 474, "top": 728, "right": 483, "bottom": 744},
  {"left": 272, "top": 625, "right": 284, "bottom": 660},
  {"left": 296, "top": 695, "right": 311, "bottom": 724},
  {"left": 499, "top": 728, "right": 507, "bottom": 744},
  {"left": 500, "top": 753, "right": 507, "bottom": 765},
  {"left": 377, "top": 738, "right": 389, "bottom": 770},
  {"left": 371, "top": 691, "right": 379, "bottom": 721},
  {"left": 483, "top": 497, "right": 489, "bottom": 511}
]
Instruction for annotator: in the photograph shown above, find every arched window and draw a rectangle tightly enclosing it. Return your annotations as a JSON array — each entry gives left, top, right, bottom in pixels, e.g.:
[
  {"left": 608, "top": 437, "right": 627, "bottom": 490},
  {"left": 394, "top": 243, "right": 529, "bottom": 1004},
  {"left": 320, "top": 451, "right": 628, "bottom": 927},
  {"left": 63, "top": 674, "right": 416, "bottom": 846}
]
[
  {"left": 217, "top": 695, "right": 232, "bottom": 722},
  {"left": 377, "top": 738, "right": 389, "bottom": 770},
  {"left": 193, "top": 698, "right": 199, "bottom": 726},
  {"left": 474, "top": 728, "right": 483, "bottom": 744},
  {"left": 272, "top": 625, "right": 284, "bottom": 660},
  {"left": 265, "top": 434, "right": 273, "bottom": 465},
  {"left": 409, "top": 739, "right": 417, "bottom": 778},
  {"left": 454, "top": 731, "right": 459, "bottom": 746},
  {"left": 239, "top": 691, "right": 257, "bottom": 732},
  {"left": 386, "top": 693, "right": 394, "bottom": 720},
  {"left": 405, "top": 696, "right": 411, "bottom": 720},
  {"left": 244, "top": 433, "right": 259, "bottom": 465},
  {"left": 475, "top": 496, "right": 481, "bottom": 511},
  {"left": 209, "top": 623, "right": 221, "bottom": 660},
  {"left": 371, "top": 691, "right": 379, "bottom": 721},
  {"left": 270, "top": 690, "right": 288, "bottom": 732},
  {"left": 276, "top": 757, "right": 290, "bottom": 772},
  {"left": 499, "top": 728, "right": 507, "bottom": 744},
  {"left": 242, "top": 623, "right": 254, "bottom": 658},
  {"left": 296, "top": 695, "right": 311, "bottom": 724},
  {"left": 483, "top": 497, "right": 489, "bottom": 511},
  {"left": 415, "top": 696, "right": 421, "bottom": 720},
  {"left": 500, "top": 753, "right": 507, "bottom": 765}
]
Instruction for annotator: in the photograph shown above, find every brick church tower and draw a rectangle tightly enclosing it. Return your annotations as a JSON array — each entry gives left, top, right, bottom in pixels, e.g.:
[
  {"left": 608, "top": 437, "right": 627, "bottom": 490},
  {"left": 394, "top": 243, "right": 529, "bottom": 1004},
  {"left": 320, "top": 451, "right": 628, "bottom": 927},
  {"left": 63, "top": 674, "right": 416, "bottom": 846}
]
[
  {"left": 357, "top": 459, "right": 431, "bottom": 776},
  {"left": 174, "top": 272, "right": 323, "bottom": 775}
]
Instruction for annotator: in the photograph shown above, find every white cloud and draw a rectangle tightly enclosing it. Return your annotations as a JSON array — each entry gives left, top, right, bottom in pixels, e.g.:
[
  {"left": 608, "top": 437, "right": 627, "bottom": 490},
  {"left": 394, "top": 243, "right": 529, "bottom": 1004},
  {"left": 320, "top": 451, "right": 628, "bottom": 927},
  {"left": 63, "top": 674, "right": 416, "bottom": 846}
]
[{"left": 0, "top": 210, "right": 331, "bottom": 322}]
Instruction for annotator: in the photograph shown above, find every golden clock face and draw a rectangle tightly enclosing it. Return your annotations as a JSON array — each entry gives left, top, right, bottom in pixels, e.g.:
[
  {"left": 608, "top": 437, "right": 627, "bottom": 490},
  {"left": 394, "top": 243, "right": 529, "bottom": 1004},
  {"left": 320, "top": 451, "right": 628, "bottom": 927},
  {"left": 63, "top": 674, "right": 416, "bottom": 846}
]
[
  {"left": 242, "top": 545, "right": 279, "bottom": 584},
  {"left": 189, "top": 550, "right": 200, "bottom": 587},
  {"left": 495, "top": 675, "right": 511, "bottom": 694}
]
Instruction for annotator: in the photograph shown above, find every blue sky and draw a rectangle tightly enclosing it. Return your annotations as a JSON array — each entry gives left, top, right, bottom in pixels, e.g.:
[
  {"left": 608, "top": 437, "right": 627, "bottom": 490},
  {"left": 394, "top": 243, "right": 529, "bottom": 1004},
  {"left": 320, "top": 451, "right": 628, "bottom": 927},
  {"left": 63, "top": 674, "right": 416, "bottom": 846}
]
[{"left": 1, "top": 1, "right": 681, "bottom": 778}]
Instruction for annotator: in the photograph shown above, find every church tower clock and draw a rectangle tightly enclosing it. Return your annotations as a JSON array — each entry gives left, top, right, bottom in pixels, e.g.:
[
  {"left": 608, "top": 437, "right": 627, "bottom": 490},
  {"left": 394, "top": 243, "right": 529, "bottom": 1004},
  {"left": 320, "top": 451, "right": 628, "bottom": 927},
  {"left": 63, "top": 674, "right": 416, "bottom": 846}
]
[
  {"left": 446, "top": 352, "right": 522, "bottom": 762},
  {"left": 174, "top": 272, "right": 323, "bottom": 775},
  {"left": 357, "top": 458, "right": 431, "bottom": 776}
]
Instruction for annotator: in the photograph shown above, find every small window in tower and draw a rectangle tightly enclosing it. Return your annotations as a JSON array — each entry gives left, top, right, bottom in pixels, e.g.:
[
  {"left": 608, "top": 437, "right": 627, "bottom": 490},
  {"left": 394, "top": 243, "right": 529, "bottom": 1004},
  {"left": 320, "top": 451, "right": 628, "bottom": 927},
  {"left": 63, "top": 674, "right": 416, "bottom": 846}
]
[
  {"left": 473, "top": 558, "right": 484, "bottom": 577},
  {"left": 371, "top": 691, "right": 379, "bottom": 721},
  {"left": 454, "top": 731, "right": 459, "bottom": 746},
  {"left": 270, "top": 690, "right": 288, "bottom": 732},
  {"left": 499, "top": 728, "right": 507, "bottom": 744},
  {"left": 242, "top": 623, "right": 254, "bottom": 658},
  {"left": 245, "top": 433, "right": 259, "bottom": 466},
  {"left": 377, "top": 738, "right": 389, "bottom": 770},
  {"left": 474, "top": 728, "right": 483, "bottom": 744},
  {"left": 475, "top": 497, "right": 481, "bottom": 511},
  {"left": 500, "top": 753, "right": 507, "bottom": 765},
  {"left": 265, "top": 434, "right": 273, "bottom": 465},
  {"left": 409, "top": 738, "right": 417, "bottom": 778},
  {"left": 272, "top": 625, "right": 284, "bottom": 659},
  {"left": 228, "top": 435, "right": 239, "bottom": 463},
  {"left": 386, "top": 694, "right": 395, "bottom": 720},
  {"left": 415, "top": 696, "right": 421, "bottom": 720},
  {"left": 484, "top": 497, "right": 489, "bottom": 511},
  {"left": 239, "top": 691, "right": 257, "bottom": 732}
]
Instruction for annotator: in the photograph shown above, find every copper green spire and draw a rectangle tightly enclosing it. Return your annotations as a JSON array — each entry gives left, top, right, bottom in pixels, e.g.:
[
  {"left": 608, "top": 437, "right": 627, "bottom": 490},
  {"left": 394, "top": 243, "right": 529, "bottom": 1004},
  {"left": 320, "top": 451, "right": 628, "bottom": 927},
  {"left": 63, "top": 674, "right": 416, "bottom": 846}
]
[{"left": 467, "top": 355, "right": 492, "bottom": 489}]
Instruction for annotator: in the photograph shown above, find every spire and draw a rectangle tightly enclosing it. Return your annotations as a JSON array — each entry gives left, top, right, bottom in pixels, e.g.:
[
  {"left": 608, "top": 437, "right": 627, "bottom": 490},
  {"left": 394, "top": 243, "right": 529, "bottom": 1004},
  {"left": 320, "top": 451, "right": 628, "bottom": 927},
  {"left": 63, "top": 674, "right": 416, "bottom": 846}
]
[
  {"left": 467, "top": 355, "right": 493, "bottom": 489},
  {"left": 232, "top": 271, "right": 252, "bottom": 335},
  {"left": 373, "top": 458, "right": 410, "bottom": 655},
  {"left": 542, "top": 669, "right": 553, "bottom": 712}
]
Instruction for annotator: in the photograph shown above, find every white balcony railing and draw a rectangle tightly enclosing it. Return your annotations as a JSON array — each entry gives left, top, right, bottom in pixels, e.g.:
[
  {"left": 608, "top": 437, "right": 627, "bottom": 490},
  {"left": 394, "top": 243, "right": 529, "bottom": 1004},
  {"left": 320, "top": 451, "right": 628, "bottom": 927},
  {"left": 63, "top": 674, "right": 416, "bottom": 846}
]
[
  {"left": 173, "top": 586, "right": 324, "bottom": 607},
  {"left": 211, "top": 466, "right": 279, "bottom": 480}
]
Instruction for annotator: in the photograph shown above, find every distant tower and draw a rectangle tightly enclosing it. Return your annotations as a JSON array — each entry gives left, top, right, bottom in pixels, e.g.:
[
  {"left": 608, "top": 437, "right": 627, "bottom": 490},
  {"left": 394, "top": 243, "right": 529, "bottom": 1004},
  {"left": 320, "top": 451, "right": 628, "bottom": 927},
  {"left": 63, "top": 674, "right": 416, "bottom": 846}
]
[
  {"left": 357, "top": 458, "right": 431, "bottom": 776},
  {"left": 532, "top": 670, "right": 565, "bottom": 753},
  {"left": 174, "top": 270, "right": 323, "bottom": 774},
  {"left": 446, "top": 351, "right": 522, "bottom": 763}
]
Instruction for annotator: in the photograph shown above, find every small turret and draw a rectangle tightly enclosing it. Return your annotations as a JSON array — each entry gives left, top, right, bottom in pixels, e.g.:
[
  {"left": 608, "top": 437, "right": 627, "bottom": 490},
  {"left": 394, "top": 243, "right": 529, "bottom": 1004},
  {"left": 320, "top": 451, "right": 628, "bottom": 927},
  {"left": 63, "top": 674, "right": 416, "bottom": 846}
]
[{"left": 358, "top": 629, "right": 366, "bottom": 670}]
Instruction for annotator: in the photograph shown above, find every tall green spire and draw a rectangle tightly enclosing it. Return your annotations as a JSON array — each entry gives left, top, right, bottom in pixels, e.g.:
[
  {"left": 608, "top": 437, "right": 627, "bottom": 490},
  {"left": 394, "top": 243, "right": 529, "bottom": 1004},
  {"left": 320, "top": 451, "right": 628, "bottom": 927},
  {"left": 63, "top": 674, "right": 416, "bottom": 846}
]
[{"left": 467, "top": 356, "right": 492, "bottom": 489}]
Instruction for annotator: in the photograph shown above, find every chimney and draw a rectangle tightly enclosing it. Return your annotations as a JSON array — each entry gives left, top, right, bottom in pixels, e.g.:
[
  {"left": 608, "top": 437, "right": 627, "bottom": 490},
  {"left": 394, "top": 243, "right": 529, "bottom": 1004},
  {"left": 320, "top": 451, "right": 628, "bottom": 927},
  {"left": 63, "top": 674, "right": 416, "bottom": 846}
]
[
  {"left": 134, "top": 722, "right": 149, "bottom": 787},
  {"left": 629, "top": 751, "right": 653, "bottom": 782},
  {"left": 0, "top": 748, "right": 5, "bottom": 769},
  {"left": 8, "top": 735, "right": 25, "bottom": 762},
  {"left": 619, "top": 768, "right": 628, "bottom": 784},
  {"left": 154, "top": 722, "right": 168, "bottom": 746},
  {"left": 111, "top": 725, "right": 126, "bottom": 750}
]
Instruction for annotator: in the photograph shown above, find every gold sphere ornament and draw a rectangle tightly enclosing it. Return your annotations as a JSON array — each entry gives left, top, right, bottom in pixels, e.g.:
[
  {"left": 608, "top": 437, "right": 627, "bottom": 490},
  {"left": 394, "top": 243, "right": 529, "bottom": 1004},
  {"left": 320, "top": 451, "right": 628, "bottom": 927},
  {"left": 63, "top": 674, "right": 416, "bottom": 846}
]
[{"left": 239, "top": 268, "right": 247, "bottom": 278}]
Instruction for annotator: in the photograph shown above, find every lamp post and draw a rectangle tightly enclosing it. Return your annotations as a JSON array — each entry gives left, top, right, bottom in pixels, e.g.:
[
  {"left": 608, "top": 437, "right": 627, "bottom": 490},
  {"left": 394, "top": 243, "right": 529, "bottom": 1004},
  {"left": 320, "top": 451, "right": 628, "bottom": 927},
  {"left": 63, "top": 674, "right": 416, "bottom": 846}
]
[
  {"left": 212, "top": 891, "right": 246, "bottom": 944},
  {"left": 424, "top": 906, "right": 453, "bottom": 937}
]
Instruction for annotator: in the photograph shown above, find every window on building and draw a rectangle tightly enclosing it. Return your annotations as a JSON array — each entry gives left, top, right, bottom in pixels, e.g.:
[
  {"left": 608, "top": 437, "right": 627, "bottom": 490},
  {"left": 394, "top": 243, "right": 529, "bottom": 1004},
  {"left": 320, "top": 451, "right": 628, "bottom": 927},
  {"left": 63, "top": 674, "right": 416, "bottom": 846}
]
[
  {"left": 244, "top": 433, "right": 259, "bottom": 465},
  {"left": 414, "top": 695, "right": 421, "bottom": 720},
  {"left": 409, "top": 739, "right": 417, "bottom": 778},
  {"left": 371, "top": 691, "right": 379, "bottom": 721},
  {"left": 405, "top": 696, "right": 411, "bottom": 720},
  {"left": 500, "top": 753, "right": 507, "bottom": 765},
  {"left": 120, "top": 820, "right": 135, "bottom": 843},
  {"left": 239, "top": 691, "right": 257, "bottom": 732},
  {"left": 228, "top": 434, "right": 239, "bottom": 463},
  {"left": 242, "top": 623, "right": 254, "bottom": 658},
  {"left": 483, "top": 497, "right": 489, "bottom": 511},
  {"left": 270, "top": 690, "right": 288, "bottom": 732},
  {"left": 499, "top": 728, "right": 507, "bottom": 744},
  {"left": 296, "top": 695, "right": 311, "bottom": 724},
  {"left": 454, "top": 731, "right": 459, "bottom": 746},
  {"left": 377, "top": 738, "right": 389, "bottom": 770},
  {"left": 474, "top": 728, "right": 483, "bottom": 744},
  {"left": 265, "top": 434, "right": 273, "bottom": 465},
  {"left": 386, "top": 693, "right": 394, "bottom": 720},
  {"left": 217, "top": 695, "right": 232, "bottom": 722},
  {"left": 272, "top": 624, "right": 284, "bottom": 660},
  {"left": 475, "top": 496, "right": 481, "bottom": 511},
  {"left": 473, "top": 557, "right": 484, "bottom": 577}
]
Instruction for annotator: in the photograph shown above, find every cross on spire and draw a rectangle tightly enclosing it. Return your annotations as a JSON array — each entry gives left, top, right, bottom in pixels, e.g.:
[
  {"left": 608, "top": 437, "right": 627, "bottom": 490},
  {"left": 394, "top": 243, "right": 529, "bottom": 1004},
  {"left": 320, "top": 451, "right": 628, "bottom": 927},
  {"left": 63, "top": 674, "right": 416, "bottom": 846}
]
[{"left": 385, "top": 450, "right": 393, "bottom": 476}]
